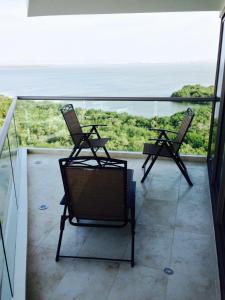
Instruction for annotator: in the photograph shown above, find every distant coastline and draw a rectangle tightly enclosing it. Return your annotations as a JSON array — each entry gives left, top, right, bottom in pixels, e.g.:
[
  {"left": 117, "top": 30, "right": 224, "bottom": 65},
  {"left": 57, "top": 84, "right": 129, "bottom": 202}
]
[{"left": 0, "top": 62, "right": 216, "bottom": 117}]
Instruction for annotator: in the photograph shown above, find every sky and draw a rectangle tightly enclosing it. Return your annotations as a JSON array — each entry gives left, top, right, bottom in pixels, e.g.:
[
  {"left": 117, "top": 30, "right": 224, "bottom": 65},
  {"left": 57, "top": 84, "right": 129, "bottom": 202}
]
[{"left": 0, "top": 0, "right": 221, "bottom": 65}]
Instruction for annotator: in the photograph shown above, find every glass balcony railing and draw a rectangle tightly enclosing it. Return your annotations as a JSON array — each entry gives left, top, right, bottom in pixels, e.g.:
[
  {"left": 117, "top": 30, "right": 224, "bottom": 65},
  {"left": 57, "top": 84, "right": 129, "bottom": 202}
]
[
  {"left": 16, "top": 98, "right": 213, "bottom": 156},
  {"left": 0, "top": 99, "right": 19, "bottom": 299},
  {"left": 0, "top": 95, "right": 217, "bottom": 300}
]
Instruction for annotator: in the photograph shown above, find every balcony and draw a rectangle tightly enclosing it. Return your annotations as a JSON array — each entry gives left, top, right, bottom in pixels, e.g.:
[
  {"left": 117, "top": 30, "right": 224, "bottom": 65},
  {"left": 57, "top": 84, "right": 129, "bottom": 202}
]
[
  {"left": 27, "top": 150, "right": 219, "bottom": 300},
  {"left": 0, "top": 97, "right": 221, "bottom": 300}
]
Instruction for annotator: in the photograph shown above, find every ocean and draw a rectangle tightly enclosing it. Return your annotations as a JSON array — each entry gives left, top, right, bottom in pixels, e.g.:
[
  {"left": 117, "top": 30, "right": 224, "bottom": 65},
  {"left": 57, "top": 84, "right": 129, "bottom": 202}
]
[{"left": 0, "top": 62, "right": 216, "bottom": 118}]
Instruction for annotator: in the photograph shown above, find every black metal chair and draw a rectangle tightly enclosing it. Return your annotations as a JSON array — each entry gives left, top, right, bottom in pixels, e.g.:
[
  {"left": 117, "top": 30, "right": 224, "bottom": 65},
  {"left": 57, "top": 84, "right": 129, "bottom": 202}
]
[
  {"left": 141, "top": 108, "right": 194, "bottom": 185},
  {"left": 56, "top": 156, "right": 136, "bottom": 267},
  {"left": 61, "top": 104, "right": 110, "bottom": 160}
]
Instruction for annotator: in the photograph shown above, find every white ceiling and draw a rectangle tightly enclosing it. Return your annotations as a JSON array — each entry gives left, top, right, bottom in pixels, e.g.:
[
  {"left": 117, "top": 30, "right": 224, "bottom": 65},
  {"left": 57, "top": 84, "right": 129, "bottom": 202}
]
[{"left": 28, "top": 0, "right": 225, "bottom": 17}]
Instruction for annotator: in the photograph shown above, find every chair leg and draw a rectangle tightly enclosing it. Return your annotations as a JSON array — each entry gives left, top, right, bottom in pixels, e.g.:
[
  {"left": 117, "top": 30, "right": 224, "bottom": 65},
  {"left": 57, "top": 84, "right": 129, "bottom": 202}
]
[
  {"left": 141, "top": 154, "right": 158, "bottom": 183},
  {"left": 130, "top": 201, "right": 135, "bottom": 267},
  {"left": 178, "top": 156, "right": 187, "bottom": 171},
  {"left": 74, "top": 147, "right": 82, "bottom": 158},
  {"left": 90, "top": 147, "right": 102, "bottom": 166},
  {"left": 103, "top": 146, "right": 111, "bottom": 159},
  {"left": 69, "top": 147, "right": 78, "bottom": 158},
  {"left": 173, "top": 156, "right": 193, "bottom": 186},
  {"left": 55, "top": 215, "right": 66, "bottom": 262},
  {"left": 163, "top": 144, "right": 193, "bottom": 187},
  {"left": 142, "top": 155, "right": 151, "bottom": 169},
  {"left": 131, "top": 224, "right": 135, "bottom": 268}
]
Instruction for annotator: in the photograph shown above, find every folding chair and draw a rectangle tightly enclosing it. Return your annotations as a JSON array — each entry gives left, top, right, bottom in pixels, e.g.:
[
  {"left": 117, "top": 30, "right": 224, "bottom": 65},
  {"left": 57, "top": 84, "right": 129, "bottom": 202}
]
[
  {"left": 56, "top": 156, "right": 136, "bottom": 267},
  {"left": 141, "top": 108, "right": 194, "bottom": 185},
  {"left": 61, "top": 104, "right": 110, "bottom": 160}
]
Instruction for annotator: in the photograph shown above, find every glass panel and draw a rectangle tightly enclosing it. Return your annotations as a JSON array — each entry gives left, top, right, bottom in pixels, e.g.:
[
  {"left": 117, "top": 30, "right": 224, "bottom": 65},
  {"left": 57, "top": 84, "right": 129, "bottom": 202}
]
[
  {"left": 213, "top": 104, "right": 225, "bottom": 192},
  {"left": 217, "top": 20, "right": 225, "bottom": 98},
  {"left": 0, "top": 229, "right": 11, "bottom": 300},
  {"left": 0, "top": 139, "right": 12, "bottom": 237},
  {"left": 3, "top": 174, "right": 17, "bottom": 294},
  {"left": 0, "top": 133, "right": 18, "bottom": 295},
  {"left": 17, "top": 100, "right": 211, "bottom": 156},
  {"left": 0, "top": 225, "right": 4, "bottom": 297},
  {"left": 209, "top": 18, "right": 225, "bottom": 185},
  {"left": 7, "top": 116, "right": 19, "bottom": 203}
]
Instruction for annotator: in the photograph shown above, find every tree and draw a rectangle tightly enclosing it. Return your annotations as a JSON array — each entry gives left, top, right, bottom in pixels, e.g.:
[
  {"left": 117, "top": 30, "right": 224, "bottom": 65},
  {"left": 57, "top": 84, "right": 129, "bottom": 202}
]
[{"left": 171, "top": 84, "right": 214, "bottom": 98}]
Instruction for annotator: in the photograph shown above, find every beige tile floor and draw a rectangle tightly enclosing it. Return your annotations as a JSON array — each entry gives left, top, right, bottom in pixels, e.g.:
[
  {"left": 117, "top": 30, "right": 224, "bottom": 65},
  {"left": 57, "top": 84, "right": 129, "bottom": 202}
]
[{"left": 27, "top": 153, "right": 220, "bottom": 300}]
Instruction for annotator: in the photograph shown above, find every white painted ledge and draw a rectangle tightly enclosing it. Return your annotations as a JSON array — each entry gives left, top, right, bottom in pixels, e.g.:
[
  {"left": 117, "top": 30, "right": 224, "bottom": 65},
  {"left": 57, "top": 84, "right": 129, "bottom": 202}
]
[
  {"left": 27, "top": 147, "right": 207, "bottom": 162},
  {"left": 13, "top": 148, "right": 27, "bottom": 300}
]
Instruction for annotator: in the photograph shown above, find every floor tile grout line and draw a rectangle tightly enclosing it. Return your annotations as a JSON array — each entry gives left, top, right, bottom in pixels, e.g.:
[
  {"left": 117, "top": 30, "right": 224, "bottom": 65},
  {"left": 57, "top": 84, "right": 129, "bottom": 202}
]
[
  {"left": 168, "top": 172, "right": 181, "bottom": 266},
  {"left": 164, "top": 173, "right": 181, "bottom": 300},
  {"left": 75, "top": 227, "right": 94, "bottom": 256},
  {"left": 105, "top": 263, "right": 121, "bottom": 300}
]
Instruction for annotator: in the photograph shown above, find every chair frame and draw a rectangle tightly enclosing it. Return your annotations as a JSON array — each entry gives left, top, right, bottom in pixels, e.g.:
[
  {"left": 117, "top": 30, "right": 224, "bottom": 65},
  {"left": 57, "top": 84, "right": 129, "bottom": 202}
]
[
  {"left": 56, "top": 156, "right": 136, "bottom": 267},
  {"left": 60, "top": 104, "right": 110, "bottom": 162},
  {"left": 141, "top": 108, "right": 194, "bottom": 186}
]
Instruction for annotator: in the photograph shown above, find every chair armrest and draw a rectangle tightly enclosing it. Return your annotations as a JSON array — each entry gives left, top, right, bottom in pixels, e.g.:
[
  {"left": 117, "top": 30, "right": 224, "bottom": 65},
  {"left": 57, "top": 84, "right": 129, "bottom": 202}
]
[
  {"left": 81, "top": 124, "right": 107, "bottom": 128},
  {"left": 148, "top": 138, "right": 181, "bottom": 144},
  {"left": 82, "top": 124, "right": 107, "bottom": 138},
  {"left": 71, "top": 132, "right": 92, "bottom": 138},
  {"left": 71, "top": 132, "right": 92, "bottom": 142},
  {"left": 71, "top": 132, "right": 90, "bottom": 136},
  {"left": 146, "top": 128, "right": 178, "bottom": 134}
]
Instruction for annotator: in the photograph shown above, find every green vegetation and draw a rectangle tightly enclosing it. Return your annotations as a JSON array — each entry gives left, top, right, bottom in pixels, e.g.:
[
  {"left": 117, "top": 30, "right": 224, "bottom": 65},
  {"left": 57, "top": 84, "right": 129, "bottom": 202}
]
[
  {"left": 171, "top": 84, "right": 214, "bottom": 102},
  {"left": 0, "top": 96, "right": 12, "bottom": 127},
  {"left": 0, "top": 84, "right": 213, "bottom": 155}
]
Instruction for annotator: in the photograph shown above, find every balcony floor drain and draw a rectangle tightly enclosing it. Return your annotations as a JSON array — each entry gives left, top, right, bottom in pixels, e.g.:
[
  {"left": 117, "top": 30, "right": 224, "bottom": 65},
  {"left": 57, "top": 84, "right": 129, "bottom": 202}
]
[
  {"left": 164, "top": 268, "right": 174, "bottom": 275},
  {"left": 39, "top": 204, "right": 48, "bottom": 210}
]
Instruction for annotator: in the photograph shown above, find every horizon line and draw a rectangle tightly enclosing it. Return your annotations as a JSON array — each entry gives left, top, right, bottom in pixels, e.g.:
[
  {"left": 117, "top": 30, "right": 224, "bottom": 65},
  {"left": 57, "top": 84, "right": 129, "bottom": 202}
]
[{"left": 0, "top": 60, "right": 217, "bottom": 67}]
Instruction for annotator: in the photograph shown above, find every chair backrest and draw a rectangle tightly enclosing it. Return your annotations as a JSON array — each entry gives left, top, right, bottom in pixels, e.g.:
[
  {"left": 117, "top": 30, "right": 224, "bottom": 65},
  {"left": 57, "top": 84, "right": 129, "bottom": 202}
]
[
  {"left": 173, "top": 108, "right": 194, "bottom": 152},
  {"left": 59, "top": 157, "right": 128, "bottom": 222},
  {"left": 60, "top": 104, "right": 83, "bottom": 146}
]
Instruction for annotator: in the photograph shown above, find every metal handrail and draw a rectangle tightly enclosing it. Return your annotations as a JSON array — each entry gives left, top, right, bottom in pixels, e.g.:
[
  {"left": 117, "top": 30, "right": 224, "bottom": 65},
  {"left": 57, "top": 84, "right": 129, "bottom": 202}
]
[
  {"left": 0, "top": 98, "right": 17, "bottom": 155},
  {"left": 17, "top": 96, "right": 216, "bottom": 102}
]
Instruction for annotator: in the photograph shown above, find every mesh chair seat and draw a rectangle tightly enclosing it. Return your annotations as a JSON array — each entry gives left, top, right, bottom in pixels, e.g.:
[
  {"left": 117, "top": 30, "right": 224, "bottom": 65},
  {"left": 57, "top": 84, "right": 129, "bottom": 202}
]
[
  {"left": 80, "top": 138, "right": 109, "bottom": 149},
  {"left": 143, "top": 143, "right": 173, "bottom": 157}
]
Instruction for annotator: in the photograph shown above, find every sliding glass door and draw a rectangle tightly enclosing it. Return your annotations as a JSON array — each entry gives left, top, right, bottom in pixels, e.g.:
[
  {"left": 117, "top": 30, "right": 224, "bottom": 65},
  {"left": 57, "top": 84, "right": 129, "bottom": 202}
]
[
  {"left": 209, "top": 15, "right": 225, "bottom": 204},
  {"left": 208, "top": 14, "right": 225, "bottom": 299}
]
